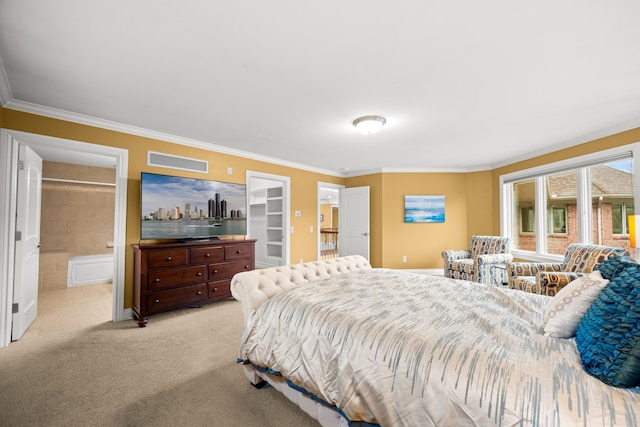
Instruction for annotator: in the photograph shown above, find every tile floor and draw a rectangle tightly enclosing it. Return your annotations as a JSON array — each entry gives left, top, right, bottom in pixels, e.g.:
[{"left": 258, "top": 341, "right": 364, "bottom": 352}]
[{"left": 20, "top": 282, "right": 113, "bottom": 340}]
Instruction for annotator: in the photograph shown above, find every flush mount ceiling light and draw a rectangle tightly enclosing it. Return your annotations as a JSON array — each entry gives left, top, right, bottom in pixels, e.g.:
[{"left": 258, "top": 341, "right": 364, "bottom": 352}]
[{"left": 353, "top": 115, "right": 386, "bottom": 135}]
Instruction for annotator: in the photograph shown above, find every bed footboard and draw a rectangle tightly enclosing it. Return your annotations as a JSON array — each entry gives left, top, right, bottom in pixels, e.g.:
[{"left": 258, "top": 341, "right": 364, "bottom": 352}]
[{"left": 230, "top": 255, "right": 371, "bottom": 321}]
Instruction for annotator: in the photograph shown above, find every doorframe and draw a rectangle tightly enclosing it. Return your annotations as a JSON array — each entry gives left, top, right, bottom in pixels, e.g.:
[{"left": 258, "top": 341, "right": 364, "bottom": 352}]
[
  {"left": 0, "top": 129, "right": 128, "bottom": 348},
  {"left": 317, "top": 182, "right": 344, "bottom": 260},
  {"left": 246, "top": 170, "right": 291, "bottom": 266}
]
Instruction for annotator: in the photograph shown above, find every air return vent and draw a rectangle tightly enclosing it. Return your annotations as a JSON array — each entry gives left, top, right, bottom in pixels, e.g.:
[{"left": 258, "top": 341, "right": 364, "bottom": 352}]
[{"left": 147, "top": 151, "right": 208, "bottom": 173}]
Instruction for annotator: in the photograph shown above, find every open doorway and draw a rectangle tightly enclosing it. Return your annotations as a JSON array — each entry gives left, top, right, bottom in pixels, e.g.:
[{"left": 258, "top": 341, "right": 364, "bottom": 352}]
[
  {"left": 246, "top": 171, "right": 290, "bottom": 268},
  {"left": 0, "top": 129, "right": 128, "bottom": 348},
  {"left": 318, "top": 182, "right": 344, "bottom": 260},
  {"left": 23, "top": 160, "right": 116, "bottom": 339}
]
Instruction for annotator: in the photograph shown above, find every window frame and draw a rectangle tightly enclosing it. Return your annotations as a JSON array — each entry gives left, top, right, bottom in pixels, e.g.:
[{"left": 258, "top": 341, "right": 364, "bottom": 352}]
[{"left": 500, "top": 143, "right": 640, "bottom": 263}]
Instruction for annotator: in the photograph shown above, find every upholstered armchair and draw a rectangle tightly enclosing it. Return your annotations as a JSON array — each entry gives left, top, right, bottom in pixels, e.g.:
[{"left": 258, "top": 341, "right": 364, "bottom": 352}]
[
  {"left": 441, "top": 236, "right": 513, "bottom": 285},
  {"left": 506, "top": 243, "right": 627, "bottom": 296}
]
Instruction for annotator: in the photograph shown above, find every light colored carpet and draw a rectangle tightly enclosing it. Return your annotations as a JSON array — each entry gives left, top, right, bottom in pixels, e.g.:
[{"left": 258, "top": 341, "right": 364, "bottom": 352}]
[{"left": 0, "top": 299, "right": 320, "bottom": 427}]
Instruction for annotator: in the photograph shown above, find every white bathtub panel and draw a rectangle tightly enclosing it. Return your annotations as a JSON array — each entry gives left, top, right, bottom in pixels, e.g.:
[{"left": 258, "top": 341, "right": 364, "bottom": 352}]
[{"left": 68, "top": 255, "right": 113, "bottom": 287}]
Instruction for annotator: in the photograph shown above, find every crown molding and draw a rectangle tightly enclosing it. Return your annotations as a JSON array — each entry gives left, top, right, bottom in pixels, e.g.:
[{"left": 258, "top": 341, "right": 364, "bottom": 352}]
[
  {"left": 3, "top": 99, "right": 344, "bottom": 178},
  {"left": 341, "top": 165, "right": 492, "bottom": 178},
  {"left": 489, "top": 117, "right": 640, "bottom": 170},
  {"left": 8, "top": 95, "right": 637, "bottom": 179}
]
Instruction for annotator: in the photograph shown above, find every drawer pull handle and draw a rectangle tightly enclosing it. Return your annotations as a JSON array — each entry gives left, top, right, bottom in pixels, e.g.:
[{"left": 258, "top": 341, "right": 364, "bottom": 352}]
[
  {"left": 197, "top": 291, "right": 202, "bottom": 295},
  {"left": 236, "top": 250, "right": 242, "bottom": 254},
  {"left": 196, "top": 272, "right": 202, "bottom": 276},
  {"left": 166, "top": 256, "right": 172, "bottom": 261},
  {"left": 205, "top": 253, "right": 210, "bottom": 257},
  {"left": 244, "top": 265, "right": 249, "bottom": 269},
  {"left": 213, "top": 269, "right": 218, "bottom": 274},
  {"left": 213, "top": 287, "right": 218, "bottom": 292},
  {"left": 154, "top": 278, "right": 160, "bottom": 282},
  {"left": 154, "top": 299, "right": 160, "bottom": 304}
]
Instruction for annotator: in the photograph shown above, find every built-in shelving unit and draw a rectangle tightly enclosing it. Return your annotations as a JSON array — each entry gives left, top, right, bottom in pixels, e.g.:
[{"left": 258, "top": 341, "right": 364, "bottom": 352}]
[
  {"left": 249, "top": 185, "right": 285, "bottom": 267},
  {"left": 266, "top": 187, "right": 283, "bottom": 260}
]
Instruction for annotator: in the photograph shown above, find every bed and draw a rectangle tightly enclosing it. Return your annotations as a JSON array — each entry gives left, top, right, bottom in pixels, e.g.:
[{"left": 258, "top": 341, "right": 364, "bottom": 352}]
[{"left": 230, "top": 255, "right": 640, "bottom": 426}]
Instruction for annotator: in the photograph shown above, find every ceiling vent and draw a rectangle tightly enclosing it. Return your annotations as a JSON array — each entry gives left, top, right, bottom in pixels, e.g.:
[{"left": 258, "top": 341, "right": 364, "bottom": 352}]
[{"left": 147, "top": 151, "right": 208, "bottom": 173}]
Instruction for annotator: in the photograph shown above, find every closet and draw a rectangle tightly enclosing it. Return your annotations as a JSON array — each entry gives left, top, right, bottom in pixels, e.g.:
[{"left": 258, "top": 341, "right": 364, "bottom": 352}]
[{"left": 249, "top": 183, "right": 285, "bottom": 267}]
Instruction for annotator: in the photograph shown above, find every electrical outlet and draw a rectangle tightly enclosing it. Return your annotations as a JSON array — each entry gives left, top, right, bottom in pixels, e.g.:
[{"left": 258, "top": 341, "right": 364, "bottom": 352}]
[
  {"left": 310, "top": 226, "right": 314, "bottom": 232},
  {"left": 402, "top": 256, "right": 407, "bottom": 263},
  {"left": 227, "top": 167, "right": 233, "bottom": 175}
]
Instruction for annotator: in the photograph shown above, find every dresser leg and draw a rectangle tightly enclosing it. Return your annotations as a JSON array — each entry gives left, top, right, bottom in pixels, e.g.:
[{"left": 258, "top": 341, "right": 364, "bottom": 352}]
[
  {"left": 137, "top": 316, "right": 148, "bottom": 327},
  {"left": 133, "top": 311, "right": 148, "bottom": 327}
]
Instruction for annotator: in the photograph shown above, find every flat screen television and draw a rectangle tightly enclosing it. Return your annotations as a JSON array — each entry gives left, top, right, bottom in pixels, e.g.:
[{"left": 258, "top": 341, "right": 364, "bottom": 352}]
[{"left": 140, "top": 172, "right": 247, "bottom": 241}]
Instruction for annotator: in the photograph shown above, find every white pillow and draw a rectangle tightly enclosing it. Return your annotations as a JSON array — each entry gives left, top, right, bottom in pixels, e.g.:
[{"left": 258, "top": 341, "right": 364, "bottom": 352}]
[{"left": 543, "top": 270, "right": 609, "bottom": 339}]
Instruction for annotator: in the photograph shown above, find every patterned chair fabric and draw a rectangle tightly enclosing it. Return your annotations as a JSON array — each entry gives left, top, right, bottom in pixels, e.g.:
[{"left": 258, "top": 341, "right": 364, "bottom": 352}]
[
  {"left": 441, "top": 236, "right": 513, "bottom": 285},
  {"left": 506, "top": 243, "right": 628, "bottom": 296}
]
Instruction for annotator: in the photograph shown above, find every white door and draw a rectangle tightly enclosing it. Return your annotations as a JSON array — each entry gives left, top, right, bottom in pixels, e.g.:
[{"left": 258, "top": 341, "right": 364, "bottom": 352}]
[
  {"left": 339, "top": 186, "right": 370, "bottom": 260},
  {"left": 12, "top": 145, "right": 43, "bottom": 340}
]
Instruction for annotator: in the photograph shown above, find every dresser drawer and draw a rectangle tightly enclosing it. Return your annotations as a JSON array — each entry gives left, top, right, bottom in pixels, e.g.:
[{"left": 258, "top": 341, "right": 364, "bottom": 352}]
[
  {"left": 208, "top": 280, "right": 232, "bottom": 301},
  {"left": 147, "top": 249, "right": 188, "bottom": 269},
  {"left": 147, "top": 265, "right": 206, "bottom": 290},
  {"left": 191, "top": 246, "right": 224, "bottom": 264},
  {"left": 208, "top": 260, "right": 252, "bottom": 280},
  {"left": 147, "top": 285, "right": 207, "bottom": 314},
  {"left": 224, "top": 243, "right": 253, "bottom": 260}
]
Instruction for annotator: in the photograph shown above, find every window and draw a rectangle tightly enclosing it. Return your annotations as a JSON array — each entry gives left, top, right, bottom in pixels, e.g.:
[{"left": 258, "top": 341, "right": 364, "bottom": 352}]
[
  {"left": 549, "top": 206, "right": 567, "bottom": 234},
  {"left": 512, "top": 179, "right": 535, "bottom": 251},
  {"left": 612, "top": 203, "right": 634, "bottom": 235},
  {"left": 501, "top": 145, "right": 638, "bottom": 261},
  {"left": 521, "top": 206, "right": 534, "bottom": 233}
]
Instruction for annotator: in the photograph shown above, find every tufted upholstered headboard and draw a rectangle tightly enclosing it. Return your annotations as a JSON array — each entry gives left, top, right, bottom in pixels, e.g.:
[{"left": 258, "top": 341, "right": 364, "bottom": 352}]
[{"left": 230, "top": 255, "right": 372, "bottom": 321}]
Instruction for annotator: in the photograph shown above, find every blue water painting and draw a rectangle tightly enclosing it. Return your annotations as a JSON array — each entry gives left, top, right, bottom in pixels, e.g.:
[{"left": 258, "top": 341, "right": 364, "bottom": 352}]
[{"left": 405, "top": 195, "right": 445, "bottom": 223}]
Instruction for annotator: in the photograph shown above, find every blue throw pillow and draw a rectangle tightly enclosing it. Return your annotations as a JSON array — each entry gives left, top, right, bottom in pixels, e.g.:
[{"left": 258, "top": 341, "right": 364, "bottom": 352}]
[
  {"left": 594, "top": 253, "right": 638, "bottom": 281},
  {"left": 576, "top": 254, "right": 640, "bottom": 388}
]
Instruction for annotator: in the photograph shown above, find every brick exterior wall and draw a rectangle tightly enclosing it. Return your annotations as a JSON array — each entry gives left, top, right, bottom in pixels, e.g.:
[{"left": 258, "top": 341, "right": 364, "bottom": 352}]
[{"left": 516, "top": 202, "right": 633, "bottom": 256}]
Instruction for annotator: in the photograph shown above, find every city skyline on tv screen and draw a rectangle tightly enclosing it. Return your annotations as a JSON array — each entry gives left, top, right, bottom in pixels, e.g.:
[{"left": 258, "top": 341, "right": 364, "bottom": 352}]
[
  {"left": 140, "top": 172, "right": 247, "bottom": 240},
  {"left": 141, "top": 173, "right": 246, "bottom": 220}
]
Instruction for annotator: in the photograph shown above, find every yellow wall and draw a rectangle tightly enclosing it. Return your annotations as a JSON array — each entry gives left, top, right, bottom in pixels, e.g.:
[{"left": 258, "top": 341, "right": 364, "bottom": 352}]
[
  {"left": 346, "top": 171, "right": 493, "bottom": 269},
  {"left": 383, "top": 173, "right": 464, "bottom": 268},
  {"left": 5, "top": 104, "right": 638, "bottom": 309},
  {"left": 1, "top": 107, "right": 343, "bottom": 308},
  {"left": 319, "top": 204, "right": 336, "bottom": 228},
  {"left": 0, "top": 107, "right": 497, "bottom": 278}
]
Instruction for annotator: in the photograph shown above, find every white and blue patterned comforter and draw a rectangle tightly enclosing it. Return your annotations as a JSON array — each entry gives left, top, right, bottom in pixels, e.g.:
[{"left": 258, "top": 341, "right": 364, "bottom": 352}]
[{"left": 238, "top": 269, "right": 640, "bottom": 426}]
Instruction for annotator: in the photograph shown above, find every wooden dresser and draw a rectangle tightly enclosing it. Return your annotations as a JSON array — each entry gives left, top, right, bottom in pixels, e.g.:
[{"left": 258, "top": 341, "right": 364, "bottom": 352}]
[{"left": 131, "top": 239, "right": 256, "bottom": 327}]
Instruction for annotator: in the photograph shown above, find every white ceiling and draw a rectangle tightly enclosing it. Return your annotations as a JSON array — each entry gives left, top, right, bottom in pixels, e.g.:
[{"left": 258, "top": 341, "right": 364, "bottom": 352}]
[{"left": 1, "top": 1, "right": 640, "bottom": 176}]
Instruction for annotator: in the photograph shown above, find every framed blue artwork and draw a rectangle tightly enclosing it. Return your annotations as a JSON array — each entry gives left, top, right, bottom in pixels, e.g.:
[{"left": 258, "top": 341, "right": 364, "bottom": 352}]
[{"left": 404, "top": 195, "right": 445, "bottom": 223}]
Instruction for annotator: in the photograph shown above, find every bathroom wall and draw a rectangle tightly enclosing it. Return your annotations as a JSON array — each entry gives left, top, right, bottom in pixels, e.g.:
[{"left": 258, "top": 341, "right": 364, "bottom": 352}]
[{"left": 38, "top": 162, "right": 116, "bottom": 290}]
